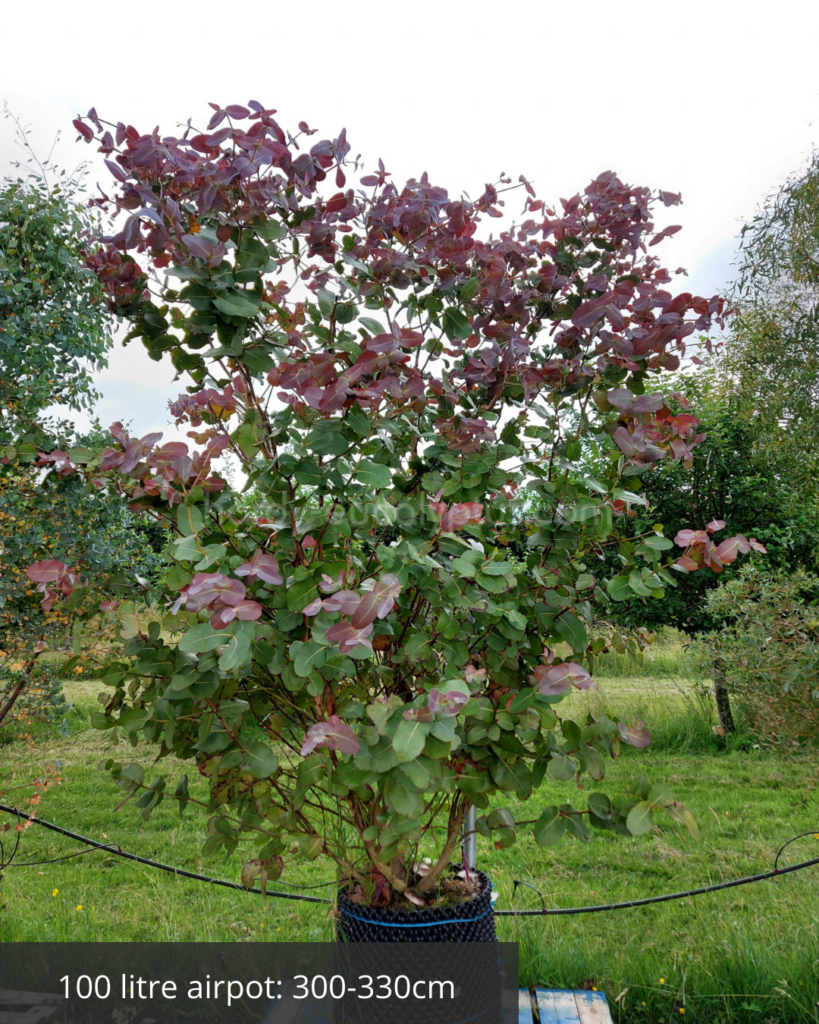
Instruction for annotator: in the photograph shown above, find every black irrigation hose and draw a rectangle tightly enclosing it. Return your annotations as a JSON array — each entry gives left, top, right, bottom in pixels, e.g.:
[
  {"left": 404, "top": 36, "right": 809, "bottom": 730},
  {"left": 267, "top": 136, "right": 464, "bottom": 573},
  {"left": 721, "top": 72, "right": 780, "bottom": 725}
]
[
  {"left": 0, "top": 803, "right": 331, "bottom": 904},
  {"left": 2, "top": 803, "right": 818, "bottom": 917},
  {"left": 496, "top": 831, "right": 819, "bottom": 916}
]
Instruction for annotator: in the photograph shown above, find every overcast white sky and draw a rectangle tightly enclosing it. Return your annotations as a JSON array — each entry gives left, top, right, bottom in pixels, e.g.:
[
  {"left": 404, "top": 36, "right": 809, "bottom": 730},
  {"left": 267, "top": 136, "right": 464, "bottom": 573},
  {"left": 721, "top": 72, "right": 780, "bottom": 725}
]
[{"left": 3, "top": 0, "right": 819, "bottom": 443}]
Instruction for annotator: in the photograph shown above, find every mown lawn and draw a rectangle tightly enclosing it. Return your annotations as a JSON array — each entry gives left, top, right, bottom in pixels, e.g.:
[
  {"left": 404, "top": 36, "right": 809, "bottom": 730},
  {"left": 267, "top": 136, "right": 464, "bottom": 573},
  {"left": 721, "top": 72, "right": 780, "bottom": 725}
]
[{"left": 1, "top": 675, "right": 818, "bottom": 1024}]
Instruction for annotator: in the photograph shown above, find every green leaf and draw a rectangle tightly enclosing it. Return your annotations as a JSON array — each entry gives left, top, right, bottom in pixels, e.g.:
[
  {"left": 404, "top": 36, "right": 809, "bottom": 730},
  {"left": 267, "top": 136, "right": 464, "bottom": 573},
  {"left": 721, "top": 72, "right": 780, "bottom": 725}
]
[
  {"left": 177, "top": 504, "right": 204, "bottom": 537},
  {"left": 612, "top": 487, "right": 648, "bottom": 507},
  {"left": 173, "top": 534, "right": 204, "bottom": 562},
  {"left": 67, "top": 445, "right": 95, "bottom": 464},
  {"left": 555, "top": 611, "right": 588, "bottom": 652},
  {"left": 218, "top": 621, "right": 255, "bottom": 673},
  {"left": 487, "top": 807, "right": 516, "bottom": 829},
  {"left": 606, "top": 576, "right": 633, "bottom": 602},
  {"left": 397, "top": 755, "right": 441, "bottom": 790},
  {"left": 442, "top": 308, "right": 472, "bottom": 340},
  {"left": 237, "top": 236, "right": 271, "bottom": 271},
  {"left": 481, "top": 561, "right": 515, "bottom": 576},
  {"left": 664, "top": 804, "right": 700, "bottom": 840},
  {"left": 641, "top": 534, "right": 673, "bottom": 551},
  {"left": 213, "top": 290, "right": 262, "bottom": 319},
  {"left": 384, "top": 776, "right": 425, "bottom": 818},
  {"left": 532, "top": 806, "right": 565, "bottom": 846},
  {"left": 165, "top": 567, "right": 192, "bottom": 592},
  {"left": 356, "top": 460, "right": 392, "bottom": 489},
  {"left": 505, "top": 609, "right": 527, "bottom": 631},
  {"left": 596, "top": 503, "right": 613, "bottom": 539},
  {"left": 430, "top": 717, "right": 457, "bottom": 747},
  {"left": 451, "top": 556, "right": 478, "bottom": 578},
  {"left": 626, "top": 800, "right": 654, "bottom": 835},
  {"left": 179, "top": 623, "right": 231, "bottom": 653},
  {"left": 286, "top": 577, "right": 321, "bottom": 613},
  {"left": 254, "top": 219, "right": 287, "bottom": 241},
  {"left": 587, "top": 792, "right": 611, "bottom": 820},
  {"left": 628, "top": 572, "right": 653, "bottom": 597},
  {"left": 294, "top": 459, "right": 324, "bottom": 486},
  {"left": 648, "top": 783, "right": 675, "bottom": 807},
  {"left": 548, "top": 752, "right": 578, "bottom": 781},
  {"left": 359, "top": 317, "right": 386, "bottom": 336},
  {"left": 293, "top": 639, "right": 329, "bottom": 678},
  {"left": 299, "top": 754, "right": 330, "bottom": 787},
  {"left": 305, "top": 421, "right": 350, "bottom": 456},
  {"left": 475, "top": 572, "right": 509, "bottom": 594},
  {"left": 392, "top": 719, "right": 430, "bottom": 763},
  {"left": 489, "top": 755, "right": 519, "bottom": 792},
  {"left": 174, "top": 775, "right": 189, "bottom": 817},
  {"left": 241, "top": 741, "right": 279, "bottom": 779},
  {"left": 581, "top": 743, "right": 605, "bottom": 782},
  {"left": 561, "top": 806, "right": 591, "bottom": 842},
  {"left": 194, "top": 544, "right": 226, "bottom": 570}
]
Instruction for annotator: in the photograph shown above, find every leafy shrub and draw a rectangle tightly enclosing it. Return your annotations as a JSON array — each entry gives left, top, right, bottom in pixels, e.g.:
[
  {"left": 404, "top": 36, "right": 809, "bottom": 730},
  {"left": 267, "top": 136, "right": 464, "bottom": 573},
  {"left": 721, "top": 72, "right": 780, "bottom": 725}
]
[
  {"left": 0, "top": 662, "right": 67, "bottom": 739},
  {"left": 698, "top": 565, "right": 819, "bottom": 746},
  {"left": 0, "top": 424, "right": 164, "bottom": 730},
  {"left": 20, "top": 100, "right": 765, "bottom": 907}
]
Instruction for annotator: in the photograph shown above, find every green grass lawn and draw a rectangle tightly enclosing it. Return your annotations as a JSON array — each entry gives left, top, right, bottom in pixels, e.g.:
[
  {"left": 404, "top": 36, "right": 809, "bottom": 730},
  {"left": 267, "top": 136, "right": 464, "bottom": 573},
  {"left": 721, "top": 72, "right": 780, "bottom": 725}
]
[{"left": 2, "top": 676, "right": 818, "bottom": 1024}]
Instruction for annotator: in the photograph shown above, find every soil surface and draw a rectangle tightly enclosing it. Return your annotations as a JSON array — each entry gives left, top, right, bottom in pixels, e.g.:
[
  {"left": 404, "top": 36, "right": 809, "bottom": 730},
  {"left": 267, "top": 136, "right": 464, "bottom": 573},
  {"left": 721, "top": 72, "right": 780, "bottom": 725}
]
[{"left": 344, "top": 873, "right": 482, "bottom": 912}]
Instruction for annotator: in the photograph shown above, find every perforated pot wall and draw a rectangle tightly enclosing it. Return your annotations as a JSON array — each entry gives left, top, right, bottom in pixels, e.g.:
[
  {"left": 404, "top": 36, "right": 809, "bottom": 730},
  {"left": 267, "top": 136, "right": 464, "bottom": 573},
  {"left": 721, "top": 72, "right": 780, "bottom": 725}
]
[{"left": 336, "top": 870, "right": 496, "bottom": 942}]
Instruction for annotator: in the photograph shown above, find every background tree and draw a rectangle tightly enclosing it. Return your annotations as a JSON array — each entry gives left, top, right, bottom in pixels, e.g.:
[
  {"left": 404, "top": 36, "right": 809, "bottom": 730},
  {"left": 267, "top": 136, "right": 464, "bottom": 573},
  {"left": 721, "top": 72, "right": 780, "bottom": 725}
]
[
  {"left": 0, "top": 113, "right": 159, "bottom": 732},
  {"left": 724, "top": 146, "right": 819, "bottom": 488},
  {"left": 0, "top": 107, "right": 111, "bottom": 445},
  {"left": 599, "top": 371, "right": 816, "bottom": 636},
  {"left": 597, "top": 150, "right": 819, "bottom": 733},
  {"left": 0, "top": 420, "right": 163, "bottom": 733}
]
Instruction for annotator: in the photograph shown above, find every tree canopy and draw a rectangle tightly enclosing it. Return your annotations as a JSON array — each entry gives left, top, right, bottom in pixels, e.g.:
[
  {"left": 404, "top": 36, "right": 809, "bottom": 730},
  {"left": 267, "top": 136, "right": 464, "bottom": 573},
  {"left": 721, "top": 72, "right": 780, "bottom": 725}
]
[
  {"left": 723, "top": 148, "right": 819, "bottom": 488},
  {"left": 0, "top": 170, "right": 110, "bottom": 443},
  {"left": 15, "top": 100, "right": 765, "bottom": 905}
]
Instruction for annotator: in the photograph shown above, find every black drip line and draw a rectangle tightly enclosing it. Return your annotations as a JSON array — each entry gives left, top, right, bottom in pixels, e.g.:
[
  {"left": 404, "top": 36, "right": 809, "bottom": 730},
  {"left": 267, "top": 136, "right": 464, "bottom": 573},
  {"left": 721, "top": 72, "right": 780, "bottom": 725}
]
[
  {"left": 1, "top": 803, "right": 817, "bottom": 917},
  {"left": 0, "top": 803, "right": 330, "bottom": 904}
]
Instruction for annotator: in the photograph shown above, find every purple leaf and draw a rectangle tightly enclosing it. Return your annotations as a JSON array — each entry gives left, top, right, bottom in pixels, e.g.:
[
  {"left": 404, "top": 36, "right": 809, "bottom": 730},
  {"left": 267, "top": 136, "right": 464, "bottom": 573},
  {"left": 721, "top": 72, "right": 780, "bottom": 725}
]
[
  {"left": 606, "top": 388, "right": 634, "bottom": 411},
  {"left": 26, "top": 560, "right": 69, "bottom": 583},
  {"left": 300, "top": 715, "right": 360, "bottom": 757},
  {"left": 210, "top": 600, "right": 262, "bottom": 628},
  {"left": 613, "top": 427, "right": 636, "bottom": 457},
  {"left": 534, "top": 662, "right": 596, "bottom": 696},
  {"left": 322, "top": 590, "right": 361, "bottom": 615},
  {"left": 185, "top": 573, "right": 246, "bottom": 611},
  {"left": 617, "top": 721, "right": 651, "bottom": 748},
  {"left": 632, "top": 392, "right": 666, "bottom": 413},
  {"left": 327, "top": 622, "right": 373, "bottom": 655},
  {"left": 403, "top": 706, "right": 435, "bottom": 723},
  {"left": 371, "top": 573, "right": 402, "bottom": 617},
  {"left": 571, "top": 296, "right": 609, "bottom": 329},
  {"left": 351, "top": 591, "right": 380, "bottom": 629},
  {"left": 427, "top": 688, "right": 469, "bottom": 716},
  {"left": 235, "top": 549, "right": 283, "bottom": 585}
]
